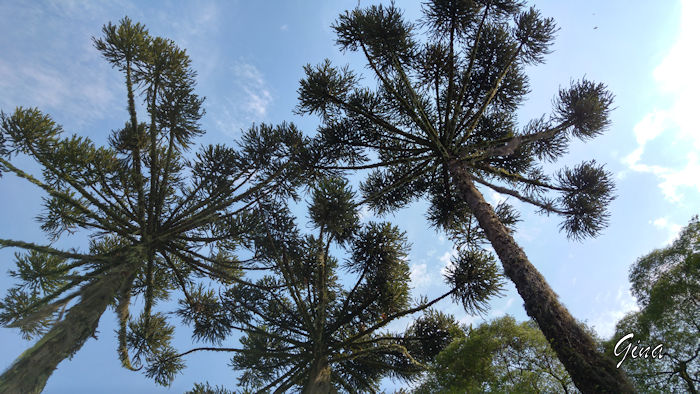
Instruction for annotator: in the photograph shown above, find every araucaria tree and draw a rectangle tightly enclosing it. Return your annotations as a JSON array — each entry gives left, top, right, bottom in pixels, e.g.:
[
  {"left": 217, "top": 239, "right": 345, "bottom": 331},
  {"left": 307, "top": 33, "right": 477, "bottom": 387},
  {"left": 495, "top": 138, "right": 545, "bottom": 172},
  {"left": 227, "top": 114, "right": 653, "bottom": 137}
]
[
  {"left": 0, "top": 18, "right": 305, "bottom": 392},
  {"left": 174, "top": 177, "right": 502, "bottom": 392},
  {"left": 297, "top": 1, "right": 632, "bottom": 391}
]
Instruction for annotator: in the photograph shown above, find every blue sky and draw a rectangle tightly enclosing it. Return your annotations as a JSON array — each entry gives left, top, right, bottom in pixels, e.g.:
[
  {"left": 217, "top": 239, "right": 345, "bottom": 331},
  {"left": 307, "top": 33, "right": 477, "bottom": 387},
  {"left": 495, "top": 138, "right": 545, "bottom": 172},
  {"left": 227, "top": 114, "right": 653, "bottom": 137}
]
[{"left": 0, "top": 0, "right": 697, "bottom": 392}]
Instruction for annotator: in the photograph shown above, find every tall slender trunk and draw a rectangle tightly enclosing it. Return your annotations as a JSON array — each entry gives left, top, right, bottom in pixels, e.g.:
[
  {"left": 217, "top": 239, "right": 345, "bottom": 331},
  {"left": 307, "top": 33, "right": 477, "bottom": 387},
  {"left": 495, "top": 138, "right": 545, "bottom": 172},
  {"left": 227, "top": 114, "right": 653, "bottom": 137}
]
[
  {"left": 302, "top": 357, "right": 335, "bottom": 394},
  {"left": 448, "top": 161, "right": 635, "bottom": 393},
  {"left": 0, "top": 264, "right": 137, "bottom": 393}
]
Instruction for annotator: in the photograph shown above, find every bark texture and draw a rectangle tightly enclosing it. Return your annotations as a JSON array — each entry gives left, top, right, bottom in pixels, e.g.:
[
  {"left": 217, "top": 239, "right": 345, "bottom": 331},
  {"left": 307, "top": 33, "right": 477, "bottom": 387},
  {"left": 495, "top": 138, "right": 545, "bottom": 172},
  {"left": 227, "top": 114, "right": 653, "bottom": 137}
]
[
  {"left": 302, "top": 357, "right": 335, "bottom": 394},
  {"left": 0, "top": 264, "right": 137, "bottom": 393},
  {"left": 449, "top": 160, "right": 635, "bottom": 394}
]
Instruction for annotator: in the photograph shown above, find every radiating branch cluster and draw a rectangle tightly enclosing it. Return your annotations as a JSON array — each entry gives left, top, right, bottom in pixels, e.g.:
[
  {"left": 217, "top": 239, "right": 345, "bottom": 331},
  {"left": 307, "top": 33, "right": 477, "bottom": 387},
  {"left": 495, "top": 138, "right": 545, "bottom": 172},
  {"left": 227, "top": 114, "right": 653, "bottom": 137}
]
[
  {"left": 298, "top": 1, "right": 616, "bottom": 243},
  {"left": 171, "top": 177, "right": 503, "bottom": 392},
  {"left": 0, "top": 17, "right": 309, "bottom": 391}
]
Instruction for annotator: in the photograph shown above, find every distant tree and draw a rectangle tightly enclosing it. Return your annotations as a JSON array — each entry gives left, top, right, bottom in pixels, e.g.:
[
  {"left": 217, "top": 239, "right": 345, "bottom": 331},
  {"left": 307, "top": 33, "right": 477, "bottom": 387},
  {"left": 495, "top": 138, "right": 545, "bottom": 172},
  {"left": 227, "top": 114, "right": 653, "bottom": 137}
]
[
  {"left": 414, "top": 315, "right": 576, "bottom": 393},
  {"left": 297, "top": 1, "right": 631, "bottom": 391},
  {"left": 186, "top": 382, "right": 235, "bottom": 394},
  {"left": 402, "top": 309, "right": 466, "bottom": 366},
  {"left": 0, "top": 18, "right": 305, "bottom": 392},
  {"left": 606, "top": 216, "right": 699, "bottom": 393},
  {"left": 174, "top": 177, "right": 503, "bottom": 393}
]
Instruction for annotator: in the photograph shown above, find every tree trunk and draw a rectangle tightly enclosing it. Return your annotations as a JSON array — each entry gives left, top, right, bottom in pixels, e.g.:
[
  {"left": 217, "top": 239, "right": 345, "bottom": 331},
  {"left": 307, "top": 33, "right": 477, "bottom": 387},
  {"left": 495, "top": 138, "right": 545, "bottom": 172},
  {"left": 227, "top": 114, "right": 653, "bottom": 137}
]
[
  {"left": 0, "top": 264, "right": 137, "bottom": 394},
  {"left": 302, "top": 357, "right": 335, "bottom": 394},
  {"left": 679, "top": 364, "right": 697, "bottom": 394},
  {"left": 448, "top": 161, "right": 635, "bottom": 394}
]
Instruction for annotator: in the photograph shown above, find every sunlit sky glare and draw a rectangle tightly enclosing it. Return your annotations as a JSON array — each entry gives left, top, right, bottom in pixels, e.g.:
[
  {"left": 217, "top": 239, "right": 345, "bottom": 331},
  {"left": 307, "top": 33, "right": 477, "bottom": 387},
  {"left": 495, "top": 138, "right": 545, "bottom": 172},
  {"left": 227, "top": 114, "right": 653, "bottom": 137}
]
[{"left": 0, "top": 1, "right": 697, "bottom": 392}]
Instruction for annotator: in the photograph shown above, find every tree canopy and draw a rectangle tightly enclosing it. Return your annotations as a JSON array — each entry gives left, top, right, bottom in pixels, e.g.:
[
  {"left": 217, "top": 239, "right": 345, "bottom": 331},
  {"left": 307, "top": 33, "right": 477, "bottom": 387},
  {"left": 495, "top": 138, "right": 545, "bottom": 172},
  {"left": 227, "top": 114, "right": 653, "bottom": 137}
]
[
  {"left": 607, "top": 216, "right": 700, "bottom": 393},
  {"left": 415, "top": 315, "right": 577, "bottom": 393}
]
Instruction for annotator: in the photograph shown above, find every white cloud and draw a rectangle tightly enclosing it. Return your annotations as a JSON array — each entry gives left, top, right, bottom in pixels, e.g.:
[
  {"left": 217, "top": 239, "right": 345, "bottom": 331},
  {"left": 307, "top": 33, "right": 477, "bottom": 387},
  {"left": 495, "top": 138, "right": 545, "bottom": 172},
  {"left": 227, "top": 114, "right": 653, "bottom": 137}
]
[
  {"left": 650, "top": 216, "right": 683, "bottom": 244},
  {"left": 590, "top": 285, "right": 639, "bottom": 339},
  {"left": 234, "top": 63, "right": 273, "bottom": 118},
  {"left": 623, "top": 0, "right": 700, "bottom": 203},
  {"left": 280, "top": 24, "right": 289, "bottom": 31},
  {"left": 652, "top": 217, "right": 669, "bottom": 228},
  {"left": 214, "top": 61, "right": 274, "bottom": 135},
  {"left": 458, "top": 313, "right": 478, "bottom": 327},
  {"left": 357, "top": 205, "right": 371, "bottom": 222},
  {"left": 0, "top": 57, "right": 118, "bottom": 127},
  {"left": 439, "top": 247, "right": 458, "bottom": 277},
  {"left": 409, "top": 263, "right": 432, "bottom": 288},
  {"left": 487, "top": 297, "right": 515, "bottom": 319}
]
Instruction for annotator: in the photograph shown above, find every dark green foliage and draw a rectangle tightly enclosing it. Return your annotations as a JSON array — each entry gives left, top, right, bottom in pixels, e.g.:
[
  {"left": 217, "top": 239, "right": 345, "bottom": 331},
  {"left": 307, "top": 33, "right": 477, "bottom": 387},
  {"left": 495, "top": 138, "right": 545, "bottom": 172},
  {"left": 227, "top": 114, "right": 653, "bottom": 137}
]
[
  {"left": 226, "top": 179, "right": 424, "bottom": 391},
  {"left": 0, "top": 252, "right": 70, "bottom": 340},
  {"left": 554, "top": 79, "right": 614, "bottom": 140},
  {"left": 335, "top": 4, "right": 416, "bottom": 71},
  {"left": 298, "top": 0, "right": 616, "bottom": 242},
  {"left": 186, "top": 382, "right": 235, "bottom": 394},
  {"left": 607, "top": 216, "right": 700, "bottom": 393},
  {"left": 414, "top": 315, "right": 576, "bottom": 393},
  {"left": 177, "top": 285, "right": 232, "bottom": 345},
  {"left": 402, "top": 309, "right": 465, "bottom": 365},
  {"left": 309, "top": 177, "right": 359, "bottom": 243},
  {"left": 557, "top": 160, "right": 615, "bottom": 240},
  {"left": 0, "top": 17, "right": 308, "bottom": 390},
  {"left": 0, "top": 122, "right": 7, "bottom": 159},
  {"left": 444, "top": 248, "right": 504, "bottom": 315}
]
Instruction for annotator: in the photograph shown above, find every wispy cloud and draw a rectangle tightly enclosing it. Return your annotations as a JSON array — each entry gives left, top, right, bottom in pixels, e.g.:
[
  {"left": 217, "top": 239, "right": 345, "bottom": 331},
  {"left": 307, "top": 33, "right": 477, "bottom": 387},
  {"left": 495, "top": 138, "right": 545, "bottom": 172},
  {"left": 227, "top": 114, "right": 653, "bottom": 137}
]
[
  {"left": 480, "top": 297, "right": 516, "bottom": 320},
  {"left": 0, "top": 1, "right": 125, "bottom": 127},
  {"left": 439, "top": 247, "right": 458, "bottom": 277},
  {"left": 0, "top": 55, "right": 119, "bottom": 128},
  {"left": 234, "top": 63, "right": 273, "bottom": 118},
  {"left": 623, "top": 0, "right": 700, "bottom": 203},
  {"left": 590, "top": 285, "right": 638, "bottom": 339},
  {"left": 650, "top": 217, "right": 683, "bottom": 244},
  {"left": 214, "top": 61, "right": 274, "bottom": 135},
  {"left": 409, "top": 263, "right": 432, "bottom": 288}
]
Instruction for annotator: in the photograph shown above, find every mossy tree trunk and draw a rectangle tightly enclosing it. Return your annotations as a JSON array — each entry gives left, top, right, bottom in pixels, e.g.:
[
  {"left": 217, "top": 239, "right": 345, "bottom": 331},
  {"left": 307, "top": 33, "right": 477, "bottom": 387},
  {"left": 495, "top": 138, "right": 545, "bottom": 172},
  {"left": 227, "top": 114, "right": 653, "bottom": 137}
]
[
  {"left": 449, "top": 160, "right": 635, "bottom": 394},
  {"left": 302, "top": 357, "right": 335, "bottom": 394},
  {"left": 0, "top": 264, "right": 137, "bottom": 393}
]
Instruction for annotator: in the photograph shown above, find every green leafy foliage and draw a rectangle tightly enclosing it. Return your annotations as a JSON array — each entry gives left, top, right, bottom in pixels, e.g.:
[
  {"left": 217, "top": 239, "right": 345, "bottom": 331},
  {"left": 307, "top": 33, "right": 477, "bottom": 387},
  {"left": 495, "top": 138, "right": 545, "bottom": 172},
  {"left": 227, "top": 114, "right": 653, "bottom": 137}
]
[
  {"left": 223, "top": 179, "right": 423, "bottom": 391},
  {"left": 444, "top": 248, "right": 504, "bottom": 315},
  {"left": 414, "top": 315, "right": 576, "bottom": 393},
  {"left": 607, "top": 216, "right": 700, "bottom": 393},
  {"left": 0, "top": 251, "right": 70, "bottom": 340}
]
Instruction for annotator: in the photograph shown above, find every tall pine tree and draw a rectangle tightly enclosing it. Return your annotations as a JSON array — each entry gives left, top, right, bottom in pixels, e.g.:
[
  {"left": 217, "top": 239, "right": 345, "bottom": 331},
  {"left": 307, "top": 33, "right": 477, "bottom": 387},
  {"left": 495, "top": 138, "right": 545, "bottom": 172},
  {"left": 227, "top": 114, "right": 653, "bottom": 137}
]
[
  {"left": 0, "top": 18, "right": 306, "bottom": 392},
  {"left": 172, "top": 177, "right": 503, "bottom": 392},
  {"left": 297, "top": 1, "right": 632, "bottom": 392}
]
